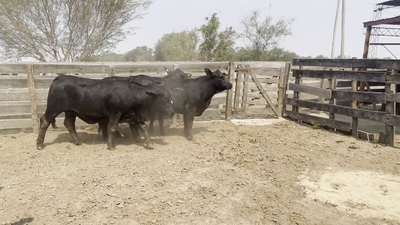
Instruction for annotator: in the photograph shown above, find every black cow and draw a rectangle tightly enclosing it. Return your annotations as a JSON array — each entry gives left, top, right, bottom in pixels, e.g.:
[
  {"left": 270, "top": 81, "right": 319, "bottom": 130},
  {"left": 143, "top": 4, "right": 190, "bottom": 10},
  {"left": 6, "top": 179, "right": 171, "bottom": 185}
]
[
  {"left": 117, "top": 68, "right": 232, "bottom": 139},
  {"left": 98, "top": 67, "right": 191, "bottom": 135},
  {"left": 36, "top": 75, "right": 174, "bottom": 150},
  {"left": 167, "top": 68, "right": 232, "bottom": 140}
]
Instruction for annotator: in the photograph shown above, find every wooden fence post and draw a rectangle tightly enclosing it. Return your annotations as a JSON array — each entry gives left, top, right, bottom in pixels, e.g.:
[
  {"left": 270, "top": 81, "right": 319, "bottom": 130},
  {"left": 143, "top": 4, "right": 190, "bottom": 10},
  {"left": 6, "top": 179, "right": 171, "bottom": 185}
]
[
  {"left": 385, "top": 69, "right": 396, "bottom": 146},
  {"left": 242, "top": 65, "right": 250, "bottom": 115},
  {"left": 351, "top": 59, "right": 359, "bottom": 138},
  {"left": 292, "top": 66, "right": 302, "bottom": 113},
  {"left": 27, "top": 64, "right": 39, "bottom": 133},
  {"left": 234, "top": 64, "right": 243, "bottom": 112},
  {"left": 171, "top": 64, "right": 179, "bottom": 125},
  {"left": 278, "top": 62, "right": 291, "bottom": 117},
  {"left": 108, "top": 66, "right": 115, "bottom": 77},
  {"left": 225, "top": 61, "right": 234, "bottom": 120}
]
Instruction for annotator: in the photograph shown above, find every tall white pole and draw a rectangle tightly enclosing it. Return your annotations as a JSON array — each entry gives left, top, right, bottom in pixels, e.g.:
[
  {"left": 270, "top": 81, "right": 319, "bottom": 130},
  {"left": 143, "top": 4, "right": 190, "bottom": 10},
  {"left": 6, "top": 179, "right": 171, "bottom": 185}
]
[
  {"left": 341, "top": 0, "right": 346, "bottom": 58},
  {"left": 331, "top": 0, "right": 341, "bottom": 58}
]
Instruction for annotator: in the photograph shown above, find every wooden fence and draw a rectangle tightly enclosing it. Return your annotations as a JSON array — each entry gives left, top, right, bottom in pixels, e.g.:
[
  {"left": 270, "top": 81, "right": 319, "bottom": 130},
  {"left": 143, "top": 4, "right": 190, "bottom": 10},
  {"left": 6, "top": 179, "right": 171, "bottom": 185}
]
[
  {"left": 0, "top": 61, "right": 291, "bottom": 133},
  {"left": 284, "top": 58, "right": 400, "bottom": 146}
]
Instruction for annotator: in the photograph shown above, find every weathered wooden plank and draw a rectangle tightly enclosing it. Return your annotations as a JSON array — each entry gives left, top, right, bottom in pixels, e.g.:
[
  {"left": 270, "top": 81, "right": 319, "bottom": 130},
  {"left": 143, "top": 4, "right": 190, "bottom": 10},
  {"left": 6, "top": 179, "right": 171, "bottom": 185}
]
[
  {"left": 331, "top": 90, "right": 386, "bottom": 103},
  {"left": 242, "top": 66, "right": 250, "bottom": 112},
  {"left": 0, "top": 101, "right": 47, "bottom": 114},
  {"left": 284, "top": 110, "right": 351, "bottom": 131},
  {"left": 248, "top": 68, "right": 278, "bottom": 116},
  {"left": 385, "top": 70, "right": 396, "bottom": 146},
  {"left": 0, "top": 89, "right": 48, "bottom": 101},
  {"left": 292, "top": 69, "right": 387, "bottom": 81},
  {"left": 33, "top": 64, "right": 110, "bottom": 74},
  {"left": 225, "top": 62, "right": 234, "bottom": 120},
  {"left": 250, "top": 67, "right": 281, "bottom": 77},
  {"left": 386, "top": 93, "right": 400, "bottom": 103},
  {"left": 385, "top": 75, "right": 400, "bottom": 84},
  {"left": 278, "top": 63, "right": 291, "bottom": 116},
  {"left": 114, "top": 65, "right": 168, "bottom": 74},
  {"left": 234, "top": 65, "right": 244, "bottom": 110},
  {"left": 27, "top": 65, "right": 39, "bottom": 133},
  {"left": 289, "top": 83, "right": 332, "bottom": 99},
  {"left": 0, "top": 64, "right": 29, "bottom": 73},
  {"left": 292, "top": 58, "right": 400, "bottom": 70},
  {"left": 285, "top": 98, "right": 386, "bottom": 122},
  {"left": 386, "top": 114, "right": 400, "bottom": 126}
]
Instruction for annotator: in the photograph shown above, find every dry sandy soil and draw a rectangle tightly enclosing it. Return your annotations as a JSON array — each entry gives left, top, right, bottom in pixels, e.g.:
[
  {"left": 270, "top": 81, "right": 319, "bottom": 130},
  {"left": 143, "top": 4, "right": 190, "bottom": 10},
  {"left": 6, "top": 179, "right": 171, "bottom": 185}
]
[{"left": 0, "top": 119, "right": 400, "bottom": 225}]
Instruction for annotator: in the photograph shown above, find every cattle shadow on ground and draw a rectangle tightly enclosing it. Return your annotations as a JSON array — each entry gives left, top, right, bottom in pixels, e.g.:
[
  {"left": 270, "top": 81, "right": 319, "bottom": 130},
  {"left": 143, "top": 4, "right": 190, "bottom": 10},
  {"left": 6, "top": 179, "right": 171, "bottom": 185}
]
[
  {"left": 8, "top": 217, "right": 34, "bottom": 225},
  {"left": 148, "top": 125, "right": 215, "bottom": 137},
  {"left": 0, "top": 186, "right": 3, "bottom": 191},
  {"left": 47, "top": 130, "right": 170, "bottom": 149}
]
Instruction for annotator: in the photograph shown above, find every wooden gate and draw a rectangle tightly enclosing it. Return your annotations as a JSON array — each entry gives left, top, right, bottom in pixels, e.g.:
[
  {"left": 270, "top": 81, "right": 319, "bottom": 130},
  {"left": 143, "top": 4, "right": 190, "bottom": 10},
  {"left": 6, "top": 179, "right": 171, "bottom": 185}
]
[{"left": 228, "top": 63, "right": 291, "bottom": 117}]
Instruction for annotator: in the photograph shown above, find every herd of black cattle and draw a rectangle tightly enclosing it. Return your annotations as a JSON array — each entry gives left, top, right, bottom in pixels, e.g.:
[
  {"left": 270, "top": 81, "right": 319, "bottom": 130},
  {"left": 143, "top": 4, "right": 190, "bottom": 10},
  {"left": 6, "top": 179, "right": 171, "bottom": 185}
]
[{"left": 36, "top": 68, "right": 233, "bottom": 150}]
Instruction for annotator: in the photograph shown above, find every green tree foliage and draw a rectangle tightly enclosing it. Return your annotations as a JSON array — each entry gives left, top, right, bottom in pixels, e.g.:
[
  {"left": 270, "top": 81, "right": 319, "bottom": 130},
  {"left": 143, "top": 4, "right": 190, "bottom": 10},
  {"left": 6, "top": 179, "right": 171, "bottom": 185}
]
[
  {"left": 124, "top": 46, "right": 154, "bottom": 61},
  {"left": 266, "top": 48, "right": 299, "bottom": 61},
  {"left": 241, "top": 10, "right": 293, "bottom": 61},
  {"left": 0, "top": 0, "right": 152, "bottom": 62},
  {"left": 154, "top": 30, "right": 198, "bottom": 61},
  {"left": 315, "top": 55, "right": 329, "bottom": 59},
  {"left": 198, "top": 13, "right": 236, "bottom": 61},
  {"left": 91, "top": 52, "right": 126, "bottom": 62}
]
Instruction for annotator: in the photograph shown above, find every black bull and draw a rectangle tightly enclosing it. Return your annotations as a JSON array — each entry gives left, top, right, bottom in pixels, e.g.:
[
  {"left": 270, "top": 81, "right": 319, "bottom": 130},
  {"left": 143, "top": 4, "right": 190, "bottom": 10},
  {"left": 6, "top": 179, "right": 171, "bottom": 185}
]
[
  {"left": 36, "top": 75, "right": 174, "bottom": 150},
  {"left": 98, "top": 68, "right": 233, "bottom": 140}
]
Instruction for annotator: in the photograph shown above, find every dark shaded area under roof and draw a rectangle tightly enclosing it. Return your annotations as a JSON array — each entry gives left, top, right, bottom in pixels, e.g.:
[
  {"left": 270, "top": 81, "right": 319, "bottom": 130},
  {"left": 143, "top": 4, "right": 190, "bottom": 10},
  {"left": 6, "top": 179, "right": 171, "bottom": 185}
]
[
  {"left": 364, "top": 16, "right": 400, "bottom": 27},
  {"left": 377, "top": 0, "right": 400, "bottom": 6}
]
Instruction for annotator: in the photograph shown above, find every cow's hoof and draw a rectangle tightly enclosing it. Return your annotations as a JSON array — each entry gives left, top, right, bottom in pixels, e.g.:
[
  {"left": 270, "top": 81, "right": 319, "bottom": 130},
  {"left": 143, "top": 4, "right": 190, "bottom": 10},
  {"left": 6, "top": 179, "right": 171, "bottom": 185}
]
[
  {"left": 107, "top": 146, "right": 116, "bottom": 151},
  {"left": 160, "top": 131, "right": 166, "bottom": 136},
  {"left": 36, "top": 144, "right": 45, "bottom": 150},
  {"left": 186, "top": 135, "right": 193, "bottom": 141},
  {"left": 74, "top": 141, "right": 82, "bottom": 146},
  {"left": 144, "top": 142, "right": 154, "bottom": 149}
]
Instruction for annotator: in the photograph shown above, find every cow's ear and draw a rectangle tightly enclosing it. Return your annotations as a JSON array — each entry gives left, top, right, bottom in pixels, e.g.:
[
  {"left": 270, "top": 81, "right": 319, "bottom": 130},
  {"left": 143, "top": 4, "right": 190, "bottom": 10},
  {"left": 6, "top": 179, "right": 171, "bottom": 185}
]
[
  {"left": 164, "top": 67, "right": 171, "bottom": 75},
  {"left": 205, "top": 68, "right": 215, "bottom": 77},
  {"left": 146, "top": 91, "right": 161, "bottom": 98}
]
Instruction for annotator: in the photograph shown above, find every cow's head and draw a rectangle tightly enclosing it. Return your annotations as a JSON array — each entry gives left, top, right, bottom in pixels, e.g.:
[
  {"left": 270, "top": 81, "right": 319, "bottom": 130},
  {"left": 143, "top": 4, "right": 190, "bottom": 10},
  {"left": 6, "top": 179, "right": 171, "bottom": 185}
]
[
  {"left": 164, "top": 67, "right": 192, "bottom": 80},
  {"left": 146, "top": 88, "right": 175, "bottom": 117},
  {"left": 205, "top": 68, "right": 233, "bottom": 93}
]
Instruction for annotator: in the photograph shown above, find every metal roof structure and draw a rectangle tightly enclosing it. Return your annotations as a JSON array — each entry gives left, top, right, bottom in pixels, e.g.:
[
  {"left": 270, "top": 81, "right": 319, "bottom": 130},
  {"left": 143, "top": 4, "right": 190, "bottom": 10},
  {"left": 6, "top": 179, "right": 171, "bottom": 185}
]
[{"left": 377, "top": 0, "right": 400, "bottom": 6}]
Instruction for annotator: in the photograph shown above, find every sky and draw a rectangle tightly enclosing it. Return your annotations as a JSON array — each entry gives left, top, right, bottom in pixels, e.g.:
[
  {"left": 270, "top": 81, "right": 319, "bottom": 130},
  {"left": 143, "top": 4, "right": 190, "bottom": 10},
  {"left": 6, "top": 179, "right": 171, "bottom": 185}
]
[{"left": 115, "top": 0, "right": 400, "bottom": 59}]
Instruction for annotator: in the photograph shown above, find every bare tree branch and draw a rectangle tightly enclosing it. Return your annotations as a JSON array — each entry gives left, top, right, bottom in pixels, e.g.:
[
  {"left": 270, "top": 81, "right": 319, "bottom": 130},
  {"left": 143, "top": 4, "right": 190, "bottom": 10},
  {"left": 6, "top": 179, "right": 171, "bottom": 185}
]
[
  {"left": 241, "top": 10, "right": 293, "bottom": 60},
  {"left": 0, "top": 0, "right": 152, "bottom": 62}
]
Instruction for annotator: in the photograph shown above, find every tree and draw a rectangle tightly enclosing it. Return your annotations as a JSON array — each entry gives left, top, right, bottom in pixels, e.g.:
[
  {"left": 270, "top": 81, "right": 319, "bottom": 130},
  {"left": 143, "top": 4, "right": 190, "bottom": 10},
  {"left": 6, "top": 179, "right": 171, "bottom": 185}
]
[
  {"left": 91, "top": 52, "right": 125, "bottom": 62},
  {"left": 266, "top": 48, "right": 298, "bottom": 61},
  {"left": 198, "top": 13, "right": 236, "bottom": 61},
  {"left": 124, "top": 46, "right": 154, "bottom": 61},
  {"left": 241, "top": 10, "right": 293, "bottom": 61},
  {"left": 154, "top": 30, "right": 198, "bottom": 61},
  {"left": 0, "top": 0, "right": 152, "bottom": 62}
]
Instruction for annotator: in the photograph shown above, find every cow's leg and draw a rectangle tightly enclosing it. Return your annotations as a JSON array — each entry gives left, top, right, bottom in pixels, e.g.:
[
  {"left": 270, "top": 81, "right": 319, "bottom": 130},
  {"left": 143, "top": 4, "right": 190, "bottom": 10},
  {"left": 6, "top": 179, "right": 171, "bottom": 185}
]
[
  {"left": 184, "top": 108, "right": 196, "bottom": 140},
  {"left": 137, "top": 122, "right": 154, "bottom": 149},
  {"left": 36, "top": 114, "right": 52, "bottom": 150},
  {"left": 51, "top": 120, "right": 58, "bottom": 129},
  {"left": 129, "top": 123, "right": 141, "bottom": 143},
  {"left": 99, "top": 120, "right": 124, "bottom": 139},
  {"left": 107, "top": 113, "right": 122, "bottom": 150},
  {"left": 98, "top": 120, "right": 108, "bottom": 140},
  {"left": 158, "top": 114, "right": 165, "bottom": 136},
  {"left": 149, "top": 113, "right": 156, "bottom": 134},
  {"left": 63, "top": 112, "right": 82, "bottom": 146}
]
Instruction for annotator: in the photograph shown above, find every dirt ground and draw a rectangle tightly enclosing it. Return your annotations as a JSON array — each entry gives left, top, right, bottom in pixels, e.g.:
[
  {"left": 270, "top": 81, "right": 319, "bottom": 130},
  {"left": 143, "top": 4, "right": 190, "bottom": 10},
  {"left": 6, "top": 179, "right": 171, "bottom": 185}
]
[{"left": 0, "top": 119, "right": 400, "bottom": 225}]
